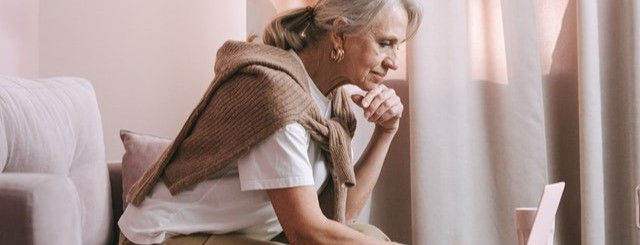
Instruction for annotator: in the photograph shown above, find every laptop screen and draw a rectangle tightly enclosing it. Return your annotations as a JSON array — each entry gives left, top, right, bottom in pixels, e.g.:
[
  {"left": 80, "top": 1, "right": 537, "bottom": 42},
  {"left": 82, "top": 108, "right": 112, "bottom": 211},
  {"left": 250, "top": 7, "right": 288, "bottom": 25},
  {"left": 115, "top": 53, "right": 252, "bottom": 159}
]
[{"left": 527, "top": 182, "right": 565, "bottom": 245}]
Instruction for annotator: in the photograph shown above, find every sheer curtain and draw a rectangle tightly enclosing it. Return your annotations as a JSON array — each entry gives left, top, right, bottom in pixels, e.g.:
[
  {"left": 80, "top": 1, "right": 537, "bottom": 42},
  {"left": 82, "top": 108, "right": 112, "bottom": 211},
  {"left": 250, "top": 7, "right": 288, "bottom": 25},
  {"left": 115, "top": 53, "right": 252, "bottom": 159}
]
[{"left": 408, "top": 0, "right": 640, "bottom": 244}]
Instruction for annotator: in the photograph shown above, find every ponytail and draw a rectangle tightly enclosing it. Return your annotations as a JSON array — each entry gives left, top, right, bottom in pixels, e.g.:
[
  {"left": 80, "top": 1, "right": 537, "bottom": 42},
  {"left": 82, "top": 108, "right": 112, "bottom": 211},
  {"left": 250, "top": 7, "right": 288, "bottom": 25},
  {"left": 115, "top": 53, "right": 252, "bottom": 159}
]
[
  {"left": 263, "top": 6, "right": 316, "bottom": 51},
  {"left": 262, "top": 0, "right": 423, "bottom": 51}
]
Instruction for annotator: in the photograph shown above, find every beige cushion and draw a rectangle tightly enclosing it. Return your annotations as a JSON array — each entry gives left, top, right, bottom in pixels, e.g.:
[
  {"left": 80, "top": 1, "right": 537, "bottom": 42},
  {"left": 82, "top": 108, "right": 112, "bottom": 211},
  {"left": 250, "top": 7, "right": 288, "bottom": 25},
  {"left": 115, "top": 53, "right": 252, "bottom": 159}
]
[{"left": 120, "top": 129, "right": 171, "bottom": 207}]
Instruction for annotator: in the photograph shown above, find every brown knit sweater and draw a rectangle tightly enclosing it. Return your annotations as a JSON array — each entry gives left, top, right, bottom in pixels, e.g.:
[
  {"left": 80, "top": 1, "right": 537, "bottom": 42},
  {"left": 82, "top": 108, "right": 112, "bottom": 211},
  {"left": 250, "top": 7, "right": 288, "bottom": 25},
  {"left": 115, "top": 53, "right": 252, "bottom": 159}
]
[{"left": 126, "top": 40, "right": 357, "bottom": 223}]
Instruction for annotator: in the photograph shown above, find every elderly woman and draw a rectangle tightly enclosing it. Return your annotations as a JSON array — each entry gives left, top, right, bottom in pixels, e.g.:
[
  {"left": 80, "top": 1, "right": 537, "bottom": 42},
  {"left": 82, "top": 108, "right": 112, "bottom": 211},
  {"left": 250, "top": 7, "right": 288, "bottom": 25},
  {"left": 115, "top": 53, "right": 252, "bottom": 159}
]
[{"left": 118, "top": 0, "right": 422, "bottom": 244}]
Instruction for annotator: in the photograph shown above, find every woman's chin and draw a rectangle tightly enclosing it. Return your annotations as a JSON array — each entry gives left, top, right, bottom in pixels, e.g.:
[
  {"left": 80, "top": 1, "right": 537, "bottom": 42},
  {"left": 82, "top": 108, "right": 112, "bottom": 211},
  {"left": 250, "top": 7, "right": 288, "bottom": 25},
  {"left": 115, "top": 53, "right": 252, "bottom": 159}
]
[
  {"left": 360, "top": 82, "right": 381, "bottom": 91},
  {"left": 350, "top": 78, "right": 381, "bottom": 91}
]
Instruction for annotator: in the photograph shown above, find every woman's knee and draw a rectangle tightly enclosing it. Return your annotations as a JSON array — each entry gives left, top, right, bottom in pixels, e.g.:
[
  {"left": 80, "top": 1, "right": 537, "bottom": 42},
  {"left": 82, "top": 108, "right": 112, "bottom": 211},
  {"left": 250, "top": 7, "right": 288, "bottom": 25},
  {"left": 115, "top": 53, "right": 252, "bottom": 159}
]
[{"left": 348, "top": 223, "right": 391, "bottom": 241}]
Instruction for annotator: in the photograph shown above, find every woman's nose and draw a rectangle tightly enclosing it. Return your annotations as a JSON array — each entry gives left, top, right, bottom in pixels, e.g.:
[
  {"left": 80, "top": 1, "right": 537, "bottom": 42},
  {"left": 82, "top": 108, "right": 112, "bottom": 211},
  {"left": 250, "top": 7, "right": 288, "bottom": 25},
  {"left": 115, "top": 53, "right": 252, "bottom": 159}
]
[{"left": 383, "top": 57, "right": 398, "bottom": 70}]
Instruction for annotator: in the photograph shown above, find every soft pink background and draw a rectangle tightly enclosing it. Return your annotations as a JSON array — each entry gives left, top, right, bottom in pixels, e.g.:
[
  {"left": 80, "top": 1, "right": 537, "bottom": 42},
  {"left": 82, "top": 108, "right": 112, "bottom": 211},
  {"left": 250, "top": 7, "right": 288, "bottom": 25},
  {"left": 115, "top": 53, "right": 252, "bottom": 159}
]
[{"left": 0, "top": 0, "right": 38, "bottom": 77}]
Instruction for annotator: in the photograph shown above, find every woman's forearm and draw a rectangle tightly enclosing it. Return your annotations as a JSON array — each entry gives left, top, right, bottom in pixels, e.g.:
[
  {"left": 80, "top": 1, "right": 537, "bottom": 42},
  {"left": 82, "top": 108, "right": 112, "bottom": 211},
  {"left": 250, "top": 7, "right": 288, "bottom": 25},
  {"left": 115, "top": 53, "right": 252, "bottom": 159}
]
[
  {"left": 346, "top": 126, "right": 397, "bottom": 222},
  {"left": 268, "top": 186, "right": 399, "bottom": 244}
]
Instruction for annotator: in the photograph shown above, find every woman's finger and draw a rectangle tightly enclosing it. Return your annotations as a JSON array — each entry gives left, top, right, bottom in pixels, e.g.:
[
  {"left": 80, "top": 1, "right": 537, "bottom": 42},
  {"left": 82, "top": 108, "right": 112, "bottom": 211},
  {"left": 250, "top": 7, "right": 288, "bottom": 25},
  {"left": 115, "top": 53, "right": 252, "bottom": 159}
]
[
  {"left": 361, "top": 84, "right": 386, "bottom": 108},
  {"left": 364, "top": 89, "right": 393, "bottom": 118},
  {"left": 351, "top": 94, "right": 365, "bottom": 108},
  {"left": 369, "top": 95, "right": 401, "bottom": 122},
  {"left": 373, "top": 103, "right": 403, "bottom": 130}
]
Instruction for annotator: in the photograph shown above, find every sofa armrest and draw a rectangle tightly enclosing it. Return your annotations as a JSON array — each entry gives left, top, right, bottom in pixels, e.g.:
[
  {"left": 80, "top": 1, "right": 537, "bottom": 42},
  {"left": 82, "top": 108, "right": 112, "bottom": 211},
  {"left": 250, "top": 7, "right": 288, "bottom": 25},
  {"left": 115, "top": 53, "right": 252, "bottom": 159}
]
[
  {"left": 107, "top": 161, "right": 123, "bottom": 211},
  {"left": 0, "top": 173, "right": 82, "bottom": 245},
  {"left": 107, "top": 161, "right": 123, "bottom": 245}
]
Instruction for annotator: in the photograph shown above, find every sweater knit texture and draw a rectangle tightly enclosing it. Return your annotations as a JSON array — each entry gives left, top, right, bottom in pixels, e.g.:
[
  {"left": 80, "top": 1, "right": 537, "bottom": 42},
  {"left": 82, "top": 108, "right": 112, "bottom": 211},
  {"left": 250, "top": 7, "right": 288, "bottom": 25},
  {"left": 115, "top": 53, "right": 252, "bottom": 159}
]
[{"left": 126, "top": 40, "right": 357, "bottom": 223}]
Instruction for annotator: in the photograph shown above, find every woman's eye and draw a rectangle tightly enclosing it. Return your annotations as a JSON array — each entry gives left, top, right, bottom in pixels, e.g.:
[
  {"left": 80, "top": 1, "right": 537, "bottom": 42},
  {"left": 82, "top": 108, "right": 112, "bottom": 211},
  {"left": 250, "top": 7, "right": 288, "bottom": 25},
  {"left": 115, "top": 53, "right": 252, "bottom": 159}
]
[{"left": 379, "top": 41, "right": 392, "bottom": 47}]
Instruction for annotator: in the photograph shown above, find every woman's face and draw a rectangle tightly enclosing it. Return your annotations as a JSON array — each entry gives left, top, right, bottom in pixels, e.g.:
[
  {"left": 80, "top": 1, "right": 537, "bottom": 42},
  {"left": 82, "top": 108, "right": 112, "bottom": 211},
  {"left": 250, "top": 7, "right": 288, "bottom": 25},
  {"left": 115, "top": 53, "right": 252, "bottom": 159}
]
[{"left": 341, "top": 6, "right": 409, "bottom": 91}]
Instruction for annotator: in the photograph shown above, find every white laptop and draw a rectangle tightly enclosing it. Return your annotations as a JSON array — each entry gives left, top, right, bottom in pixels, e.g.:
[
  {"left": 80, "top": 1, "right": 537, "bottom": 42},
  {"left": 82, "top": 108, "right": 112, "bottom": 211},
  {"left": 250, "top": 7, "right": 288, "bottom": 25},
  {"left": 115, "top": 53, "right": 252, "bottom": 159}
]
[{"left": 525, "top": 182, "right": 565, "bottom": 245}]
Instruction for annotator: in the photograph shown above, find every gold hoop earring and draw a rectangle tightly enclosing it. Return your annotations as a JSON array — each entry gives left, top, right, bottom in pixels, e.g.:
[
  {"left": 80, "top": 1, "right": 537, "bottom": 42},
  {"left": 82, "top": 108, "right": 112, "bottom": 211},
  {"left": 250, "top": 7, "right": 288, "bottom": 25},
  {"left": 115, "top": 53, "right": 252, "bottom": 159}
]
[{"left": 331, "top": 47, "right": 344, "bottom": 63}]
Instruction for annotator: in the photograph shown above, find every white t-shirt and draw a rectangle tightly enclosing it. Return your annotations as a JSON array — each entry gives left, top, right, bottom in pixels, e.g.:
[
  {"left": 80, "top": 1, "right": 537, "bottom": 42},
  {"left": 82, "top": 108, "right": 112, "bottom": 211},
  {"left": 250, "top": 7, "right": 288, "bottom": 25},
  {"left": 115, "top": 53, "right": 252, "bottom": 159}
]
[{"left": 118, "top": 50, "right": 332, "bottom": 244}]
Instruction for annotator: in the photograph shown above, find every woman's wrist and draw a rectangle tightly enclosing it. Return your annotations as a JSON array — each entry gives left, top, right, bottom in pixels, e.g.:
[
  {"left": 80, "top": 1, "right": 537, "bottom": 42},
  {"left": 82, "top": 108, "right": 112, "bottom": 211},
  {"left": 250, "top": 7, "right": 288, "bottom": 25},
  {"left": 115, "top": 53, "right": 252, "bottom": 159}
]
[{"left": 374, "top": 124, "right": 399, "bottom": 136}]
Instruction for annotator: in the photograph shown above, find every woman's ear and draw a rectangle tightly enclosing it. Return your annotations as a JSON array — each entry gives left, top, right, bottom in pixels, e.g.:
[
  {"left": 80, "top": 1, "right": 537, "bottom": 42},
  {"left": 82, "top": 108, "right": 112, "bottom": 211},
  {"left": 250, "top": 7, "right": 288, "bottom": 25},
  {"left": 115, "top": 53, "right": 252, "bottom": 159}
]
[{"left": 329, "top": 18, "right": 346, "bottom": 48}]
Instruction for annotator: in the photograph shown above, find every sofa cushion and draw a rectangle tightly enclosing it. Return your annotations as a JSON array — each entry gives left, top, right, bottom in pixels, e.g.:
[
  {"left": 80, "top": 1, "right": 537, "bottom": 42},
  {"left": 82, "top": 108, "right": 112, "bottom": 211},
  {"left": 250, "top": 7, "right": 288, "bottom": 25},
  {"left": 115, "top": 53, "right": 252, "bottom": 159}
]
[{"left": 120, "top": 129, "right": 171, "bottom": 207}]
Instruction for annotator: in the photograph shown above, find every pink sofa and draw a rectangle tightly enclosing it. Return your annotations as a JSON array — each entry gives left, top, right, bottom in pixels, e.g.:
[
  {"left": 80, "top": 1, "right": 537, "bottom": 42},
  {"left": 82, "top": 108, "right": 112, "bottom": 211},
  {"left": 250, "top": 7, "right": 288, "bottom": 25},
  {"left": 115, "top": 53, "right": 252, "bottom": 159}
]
[{"left": 0, "top": 76, "right": 118, "bottom": 245}]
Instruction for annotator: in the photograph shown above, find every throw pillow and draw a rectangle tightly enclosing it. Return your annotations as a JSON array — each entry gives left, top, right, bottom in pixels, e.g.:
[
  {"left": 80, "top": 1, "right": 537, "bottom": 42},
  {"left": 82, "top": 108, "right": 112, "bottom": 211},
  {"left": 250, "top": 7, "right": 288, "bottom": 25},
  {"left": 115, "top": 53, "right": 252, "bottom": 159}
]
[{"left": 120, "top": 129, "right": 171, "bottom": 208}]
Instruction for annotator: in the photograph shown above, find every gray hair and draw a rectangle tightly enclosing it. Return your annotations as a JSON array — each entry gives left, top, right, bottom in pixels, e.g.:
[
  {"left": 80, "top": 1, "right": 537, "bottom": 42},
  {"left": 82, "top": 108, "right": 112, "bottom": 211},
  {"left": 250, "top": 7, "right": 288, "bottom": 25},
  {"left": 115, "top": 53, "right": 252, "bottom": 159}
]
[{"left": 263, "top": 0, "right": 423, "bottom": 51}]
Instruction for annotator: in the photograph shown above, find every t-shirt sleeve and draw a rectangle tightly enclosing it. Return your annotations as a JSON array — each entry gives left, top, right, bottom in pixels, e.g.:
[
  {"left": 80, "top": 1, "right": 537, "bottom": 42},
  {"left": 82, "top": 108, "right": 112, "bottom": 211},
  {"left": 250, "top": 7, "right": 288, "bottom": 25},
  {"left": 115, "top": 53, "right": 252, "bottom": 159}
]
[{"left": 237, "top": 123, "right": 315, "bottom": 191}]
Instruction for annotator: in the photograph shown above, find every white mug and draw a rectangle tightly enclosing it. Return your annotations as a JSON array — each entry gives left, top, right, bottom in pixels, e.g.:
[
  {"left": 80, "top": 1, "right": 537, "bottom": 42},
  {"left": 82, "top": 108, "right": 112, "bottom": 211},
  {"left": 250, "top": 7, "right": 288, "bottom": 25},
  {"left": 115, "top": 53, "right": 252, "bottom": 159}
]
[{"left": 515, "top": 208, "right": 554, "bottom": 245}]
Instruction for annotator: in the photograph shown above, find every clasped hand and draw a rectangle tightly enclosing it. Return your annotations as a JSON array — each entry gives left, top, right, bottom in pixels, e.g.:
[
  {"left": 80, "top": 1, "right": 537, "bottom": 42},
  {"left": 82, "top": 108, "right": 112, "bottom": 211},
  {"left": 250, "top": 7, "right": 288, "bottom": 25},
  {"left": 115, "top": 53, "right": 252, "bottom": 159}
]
[{"left": 351, "top": 84, "right": 403, "bottom": 133}]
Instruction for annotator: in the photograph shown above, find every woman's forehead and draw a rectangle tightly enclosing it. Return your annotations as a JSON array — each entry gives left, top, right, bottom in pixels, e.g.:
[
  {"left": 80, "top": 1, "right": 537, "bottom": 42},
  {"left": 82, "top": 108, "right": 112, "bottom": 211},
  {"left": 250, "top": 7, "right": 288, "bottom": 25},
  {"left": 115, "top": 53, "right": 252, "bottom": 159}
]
[{"left": 370, "top": 6, "right": 409, "bottom": 40}]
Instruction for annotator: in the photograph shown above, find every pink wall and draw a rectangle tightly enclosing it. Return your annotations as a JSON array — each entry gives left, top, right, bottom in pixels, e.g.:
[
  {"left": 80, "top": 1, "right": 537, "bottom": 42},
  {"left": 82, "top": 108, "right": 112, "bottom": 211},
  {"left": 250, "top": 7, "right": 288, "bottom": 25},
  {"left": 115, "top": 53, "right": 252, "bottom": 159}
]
[
  {"left": 0, "top": 0, "right": 38, "bottom": 77},
  {"left": 38, "top": 1, "right": 246, "bottom": 160}
]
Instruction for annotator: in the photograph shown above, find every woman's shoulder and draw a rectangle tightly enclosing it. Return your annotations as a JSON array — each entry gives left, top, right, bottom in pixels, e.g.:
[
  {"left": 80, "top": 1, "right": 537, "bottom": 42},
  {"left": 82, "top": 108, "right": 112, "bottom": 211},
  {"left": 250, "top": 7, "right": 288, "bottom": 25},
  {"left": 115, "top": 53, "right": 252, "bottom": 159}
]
[
  {"left": 217, "top": 69, "right": 315, "bottom": 115},
  {"left": 215, "top": 40, "right": 291, "bottom": 62},
  {"left": 213, "top": 40, "right": 305, "bottom": 80}
]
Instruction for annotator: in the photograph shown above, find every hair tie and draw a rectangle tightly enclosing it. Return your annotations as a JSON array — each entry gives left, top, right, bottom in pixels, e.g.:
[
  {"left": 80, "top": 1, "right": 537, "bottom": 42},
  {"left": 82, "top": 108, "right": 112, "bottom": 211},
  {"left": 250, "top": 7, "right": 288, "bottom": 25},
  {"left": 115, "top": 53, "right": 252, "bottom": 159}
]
[
  {"left": 300, "top": 6, "right": 315, "bottom": 38},
  {"left": 305, "top": 6, "right": 315, "bottom": 22}
]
